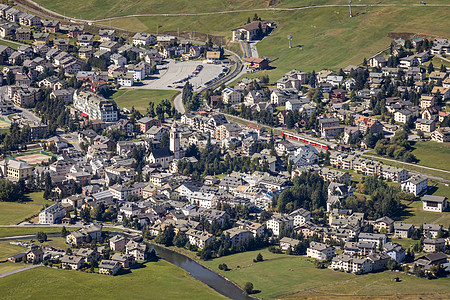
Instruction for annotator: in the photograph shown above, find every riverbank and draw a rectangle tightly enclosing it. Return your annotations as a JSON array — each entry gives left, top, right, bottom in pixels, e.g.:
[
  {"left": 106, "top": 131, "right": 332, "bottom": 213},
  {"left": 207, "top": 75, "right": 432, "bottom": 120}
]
[{"left": 148, "top": 241, "right": 255, "bottom": 300}]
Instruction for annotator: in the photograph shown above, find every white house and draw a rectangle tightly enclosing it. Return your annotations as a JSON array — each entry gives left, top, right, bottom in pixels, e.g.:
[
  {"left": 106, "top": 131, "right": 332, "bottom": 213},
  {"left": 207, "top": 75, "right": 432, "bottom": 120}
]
[
  {"left": 289, "top": 208, "right": 311, "bottom": 226},
  {"left": 422, "top": 195, "right": 447, "bottom": 212},
  {"left": 39, "top": 202, "right": 65, "bottom": 224},
  {"left": 401, "top": 175, "right": 427, "bottom": 196},
  {"left": 266, "top": 213, "right": 294, "bottom": 236},
  {"left": 222, "top": 87, "right": 242, "bottom": 105},
  {"left": 307, "top": 241, "right": 335, "bottom": 260}
]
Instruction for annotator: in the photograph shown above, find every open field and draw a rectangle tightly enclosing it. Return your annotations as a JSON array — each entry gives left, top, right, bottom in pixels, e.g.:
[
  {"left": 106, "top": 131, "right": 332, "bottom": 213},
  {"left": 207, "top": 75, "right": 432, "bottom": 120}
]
[
  {"left": 363, "top": 154, "right": 450, "bottom": 180},
  {"left": 33, "top": 0, "right": 450, "bottom": 20},
  {"left": 0, "top": 262, "right": 225, "bottom": 299},
  {"left": 400, "top": 198, "right": 450, "bottom": 227},
  {"left": 0, "top": 203, "right": 43, "bottom": 225},
  {"left": 111, "top": 89, "right": 178, "bottom": 114},
  {"left": 198, "top": 248, "right": 450, "bottom": 299},
  {"left": 0, "top": 241, "right": 26, "bottom": 260},
  {"left": 95, "top": 5, "right": 450, "bottom": 80},
  {"left": 0, "top": 192, "right": 53, "bottom": 225},
  {"left": 0, "top": 227, "right": 68, "bottom": 237},
  {"left": 411, "top": 141, "right": 450, "bottom": 172},
  {"left": 0, "top": 263, "right": 29, "bottom": 275}
]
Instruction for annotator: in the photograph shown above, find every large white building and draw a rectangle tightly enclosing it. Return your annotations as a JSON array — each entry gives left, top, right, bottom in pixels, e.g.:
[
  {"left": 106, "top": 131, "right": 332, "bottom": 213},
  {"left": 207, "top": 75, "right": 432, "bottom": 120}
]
[
  {"left": 222, "top": 87, "right": 242, "bottom": 105},
  {"left": 73, "top": 90, "right": 118, "bottom": 122},
  {"left": 422, "top": 195, "right": 447, "bottom": 212},
  {"left": 266, "top": 213, "right": 294, "bottom": 236},
  {"left": 39, "top": 202, "right": 65, "bottom": 224},
  {"left": 307, "top": 241, "right": 335, "bottom": 260},
  {"left": 401, "top": 175, "right": 427, "bottom": 196}
]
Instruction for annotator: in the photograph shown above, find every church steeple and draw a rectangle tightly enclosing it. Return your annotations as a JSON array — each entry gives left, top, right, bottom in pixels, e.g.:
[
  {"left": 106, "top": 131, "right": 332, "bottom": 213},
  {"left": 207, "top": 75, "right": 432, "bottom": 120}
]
[{"left": 170, "top": 120, "right": 180, "bottom": 159}]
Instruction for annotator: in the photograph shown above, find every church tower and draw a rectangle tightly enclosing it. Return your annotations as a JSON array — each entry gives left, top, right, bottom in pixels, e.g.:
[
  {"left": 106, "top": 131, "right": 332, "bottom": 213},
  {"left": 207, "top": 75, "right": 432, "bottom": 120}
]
[{"left": 170, "top": 120, "right": 180, "bottom": 159}]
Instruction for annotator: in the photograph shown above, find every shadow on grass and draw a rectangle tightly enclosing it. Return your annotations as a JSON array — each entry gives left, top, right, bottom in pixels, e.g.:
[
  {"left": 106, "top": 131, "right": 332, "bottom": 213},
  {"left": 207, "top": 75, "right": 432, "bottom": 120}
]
[
  {"left": 397, "top": 204, "right": 415, "bottom": 222},
  {"left": 250, "top": 290, "right": 261, "bottom": 295}
]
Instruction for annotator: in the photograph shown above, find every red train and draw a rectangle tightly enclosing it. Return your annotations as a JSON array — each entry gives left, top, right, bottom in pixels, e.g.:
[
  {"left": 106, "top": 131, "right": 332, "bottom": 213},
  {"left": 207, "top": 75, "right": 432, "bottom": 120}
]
[{"left": 282, "top": 132, "right": 329, "bottom": 150}]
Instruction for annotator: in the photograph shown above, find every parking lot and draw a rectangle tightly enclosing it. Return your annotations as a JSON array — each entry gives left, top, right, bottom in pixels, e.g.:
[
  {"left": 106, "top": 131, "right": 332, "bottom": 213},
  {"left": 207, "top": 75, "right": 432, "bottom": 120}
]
[{"left": 134, "top": 60, "right": 227, "bottom": 92}]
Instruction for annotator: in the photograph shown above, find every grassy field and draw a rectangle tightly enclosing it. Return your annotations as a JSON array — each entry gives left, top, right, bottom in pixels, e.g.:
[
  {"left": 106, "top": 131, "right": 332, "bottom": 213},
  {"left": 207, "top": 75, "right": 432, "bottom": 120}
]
[
  {"left": 0, "top": 203, "right": 43, "bottom": 225},
  {"left": 198, "top": 248, "right": 450, "bottom": 299},
  {"left": 0, "top": 227, "right": 72, "bottom": 237},
  {"left": 400, "top": 198, "right": 450, "bottom": 227},
  {"left": 0, "top": 241, "right": 26, "bottom": 260},
  {"left": 111, "top": 89, "right": 178, "bottom": 114},
  {"left": 0, "top": 263, "right": 29, "bottom": 275},
  {"left": 0, "top": 192, "right": 53, "bottom": 225},
  {"left": 363, "top": 154, "right": 450, "bottom": 180},
  {"left": 33, "top": 0, "right": 450, "bottom": 20},
  {"left": 291, "top": 271, "right": 450, "bottom": 299},
  {"left": 94, "top": 4, "right": 450, "bottom": 80},
  {"left": 411, "top": 141, "right": 450, "bottom": 172},
  {"left": 0, "top": 262, "right": 225, "bottom": 299}
]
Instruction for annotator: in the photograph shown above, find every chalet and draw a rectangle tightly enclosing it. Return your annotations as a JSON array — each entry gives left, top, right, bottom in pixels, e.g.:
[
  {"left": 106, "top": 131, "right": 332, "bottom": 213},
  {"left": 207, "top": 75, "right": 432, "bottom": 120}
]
[
  {"left": 431, "top": 127, "right": 450, "bottom": 143},
  {"left": 232, "top": 21, "right": 272, "bottom": 41},
  {"left": 99, "top": 260, "right": 121, "bottom": 275},
  {"left": 423, "top": 238, "right": 446, "bottom": 253},
  {"left": 307, "top": 242, "right": 335, "bottom": 260},
  {"left": 393, "top": 223, "right": 414, "bottom": 238},
  {"left": 61, "top": 255, "right": 84, "bottom": 270},
  {"left": 245, "top": 57, "right": 268, "bottom": 70}
]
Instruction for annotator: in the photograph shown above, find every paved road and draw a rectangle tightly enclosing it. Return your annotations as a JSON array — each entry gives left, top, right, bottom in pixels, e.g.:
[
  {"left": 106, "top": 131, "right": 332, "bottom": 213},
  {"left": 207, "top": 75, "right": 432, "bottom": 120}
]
[
  {"left": 0, "top": 264, "right": 41, "bottom": 279},
  {"left": 173, "top": 93, "right": 185, "bottom": 114}
]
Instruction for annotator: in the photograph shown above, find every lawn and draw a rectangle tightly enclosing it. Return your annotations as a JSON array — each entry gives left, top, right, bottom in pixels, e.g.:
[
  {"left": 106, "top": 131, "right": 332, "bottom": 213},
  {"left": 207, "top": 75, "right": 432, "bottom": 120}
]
[
  {"left": 293, "top": 271, "right": 450, "bottom": 299},
  {"left": 0, "top": 262, "right": 225, "bottom": 299},
  {"left": 400, "top": 198, "right": 450, "bottom": 227},
  {"left": 411, "top": 141, "right": 450, "bottom": 172},
  {"left": 97, "top": 4, "right": 450, "bottom": 80},
  {"left": 33, "top": 0, "right": 450, "bottom": 20},
  {"left": 0, "top": 241, "right": 26, "bottom": 260},
  {"left": 0, "top": 227, "right": 72, "bottom": 237},
  {"left": 198, "top": 248, "right": 450, "bottom": 299},
  {"left": 0, "top": 192, "right": 53, "bottom": 225},
  {"left": 111, "top": 89, "right": 179, "bottom": 114},
  {"left": 0, "top": 263, "right": 28, "bottom": 275},
  {"left": 0, "top": 203, "right": 43, "bottom": 225},
  {"left": 363, "top": 154, "right": 450, "bottom": 180},
  {"left": 201, "top": 248, "right": 354, "bottom": 299}
]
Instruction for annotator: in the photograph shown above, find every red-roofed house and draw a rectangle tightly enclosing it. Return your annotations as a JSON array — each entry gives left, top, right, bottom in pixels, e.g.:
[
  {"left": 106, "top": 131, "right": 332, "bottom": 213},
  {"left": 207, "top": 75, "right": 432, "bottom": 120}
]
[{"left": 245, "top": 57, "right": 269, "bottom": 70}]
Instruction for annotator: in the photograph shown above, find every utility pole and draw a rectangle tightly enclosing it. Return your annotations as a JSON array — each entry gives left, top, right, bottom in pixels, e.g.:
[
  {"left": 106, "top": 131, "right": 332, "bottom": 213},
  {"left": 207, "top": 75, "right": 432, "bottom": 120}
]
[
  {"left": 156, "top": 24, "right": 159, "bottom": 35},
  {"left": 177, "top": 28, "right": 179, "bottom": 38},
  {"left": 348, "top": 0, "right": 353, "bottom": 18}
]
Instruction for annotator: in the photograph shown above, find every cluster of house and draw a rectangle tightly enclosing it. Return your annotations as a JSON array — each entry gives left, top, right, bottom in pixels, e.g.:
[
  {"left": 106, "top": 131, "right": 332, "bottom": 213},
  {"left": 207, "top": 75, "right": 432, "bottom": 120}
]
[
  {"left": 329, "top": 152, "right": 428, "bottom": 196},
  {"left": 279, "top": 210, "right": 449, "bottom": 274},
  {"left": 62, "top": 227, "right": 147, "bottom": 276}
]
